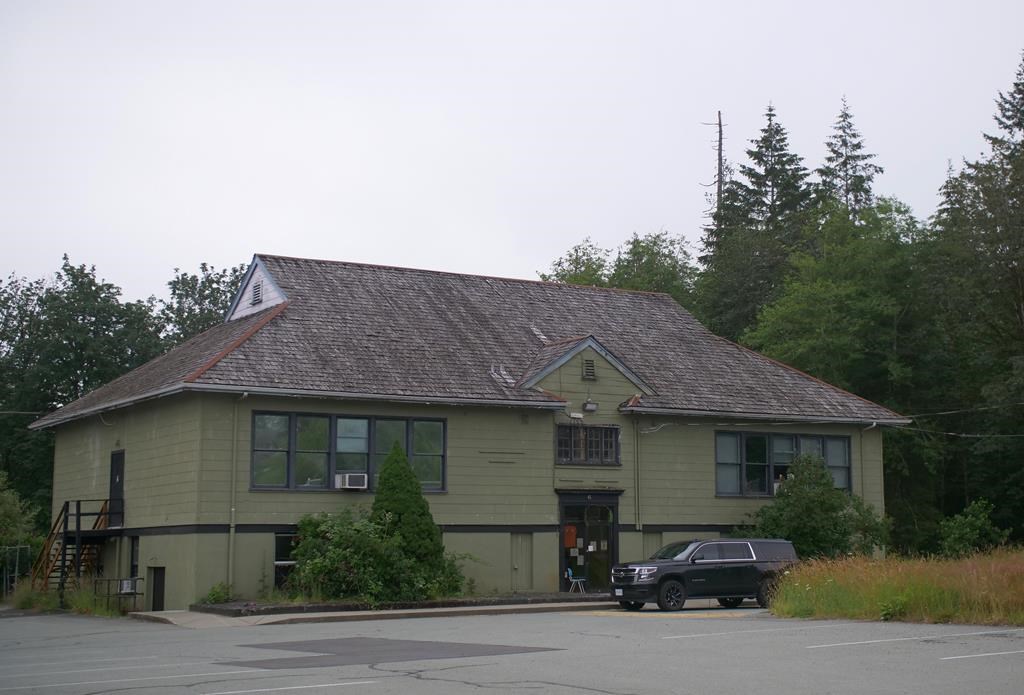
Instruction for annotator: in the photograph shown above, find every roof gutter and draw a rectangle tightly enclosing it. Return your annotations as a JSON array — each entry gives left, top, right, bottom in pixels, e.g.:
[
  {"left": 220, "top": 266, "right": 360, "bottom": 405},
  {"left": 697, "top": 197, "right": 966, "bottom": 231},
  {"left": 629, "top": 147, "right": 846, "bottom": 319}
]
[
  {"left": 31, "top": 383, "right": 568, "bottom": 430},
  {"left": 618, "top": 405, "right": 912, "bottom": 427}
]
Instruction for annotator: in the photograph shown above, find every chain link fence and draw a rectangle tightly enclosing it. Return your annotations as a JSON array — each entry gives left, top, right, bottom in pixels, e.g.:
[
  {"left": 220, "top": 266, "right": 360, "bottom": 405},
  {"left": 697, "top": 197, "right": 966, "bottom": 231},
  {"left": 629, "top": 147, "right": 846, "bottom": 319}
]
[{"left": 2, "top": 545, "right": 34, "bottom": 600}]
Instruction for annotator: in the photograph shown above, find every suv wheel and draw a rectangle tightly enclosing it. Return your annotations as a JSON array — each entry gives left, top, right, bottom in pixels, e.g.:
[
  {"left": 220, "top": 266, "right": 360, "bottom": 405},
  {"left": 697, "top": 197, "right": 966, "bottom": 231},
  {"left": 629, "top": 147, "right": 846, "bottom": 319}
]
[
  {"left": 717, "top": 597, "right": 743, "bottom": 608},
  {"left": 756, "top": 580, "right": 775, "bottom": 608},
  {"left": 657, "top": 579, "right": 686, "bottom": 611},
  {"left": 619, "top": 601, "right": 644, "bottom": 611}
]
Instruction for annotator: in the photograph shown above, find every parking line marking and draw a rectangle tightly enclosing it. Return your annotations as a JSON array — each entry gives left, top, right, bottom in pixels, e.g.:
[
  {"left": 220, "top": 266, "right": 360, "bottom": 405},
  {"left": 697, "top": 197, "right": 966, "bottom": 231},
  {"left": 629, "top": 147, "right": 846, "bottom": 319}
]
[
  {"left": 0, "top": 669, "right": 261, "bottom": 691},
  {"left": 2, "top": 660, "right": 213, "bottom": 678},
  {"left": 203, "top": 681, "right": 379, "bottom": 694},
  {"left": 941, "top": 650, "right": 1024, "bottom": 661},
  {"left": 807, "top": 628, "right": 1024, "bottom": 649},
  {"left": 579, "top": 610, "right": 752, "bottom": 619},
  {"left": 664, "top": 624, "right": 840, "bottom": 639},
  {"left": 0, "top": 655, "right": 159, "bottom": 669}
]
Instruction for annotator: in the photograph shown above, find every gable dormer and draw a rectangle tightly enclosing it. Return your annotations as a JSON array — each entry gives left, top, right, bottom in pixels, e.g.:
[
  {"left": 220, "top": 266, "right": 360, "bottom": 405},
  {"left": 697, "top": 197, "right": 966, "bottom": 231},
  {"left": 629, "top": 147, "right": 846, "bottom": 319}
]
[
  {"left": 518, "top": 335, "right": 655, "bottom": 399},
  {"left": 225, "top": 255, "right": 288, "bottom": 321}
]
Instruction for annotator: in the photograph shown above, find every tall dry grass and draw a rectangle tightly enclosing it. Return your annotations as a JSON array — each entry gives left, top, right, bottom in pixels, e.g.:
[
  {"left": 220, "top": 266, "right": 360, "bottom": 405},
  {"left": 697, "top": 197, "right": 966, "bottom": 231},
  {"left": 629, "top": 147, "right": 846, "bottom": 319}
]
[{"left": 772, "top": 548, "right": 1024, "bottom": 625}]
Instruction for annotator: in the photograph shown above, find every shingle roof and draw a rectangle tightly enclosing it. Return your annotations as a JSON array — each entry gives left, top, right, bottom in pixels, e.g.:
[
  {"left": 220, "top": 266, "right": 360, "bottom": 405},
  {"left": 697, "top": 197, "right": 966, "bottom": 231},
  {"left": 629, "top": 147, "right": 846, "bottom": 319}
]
[{"left": 32, "top": 254, "right": 908, "bottom": 429}]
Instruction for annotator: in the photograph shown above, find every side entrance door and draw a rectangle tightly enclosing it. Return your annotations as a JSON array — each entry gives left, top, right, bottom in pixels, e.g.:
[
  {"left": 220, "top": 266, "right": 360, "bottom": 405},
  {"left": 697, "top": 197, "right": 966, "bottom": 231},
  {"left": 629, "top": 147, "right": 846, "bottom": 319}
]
[
  {"left": 559, "top": 491, "right": 619, "bottom": 592},
  {"left": 109, "top": 451, "right": 124, "bottom": 527}
]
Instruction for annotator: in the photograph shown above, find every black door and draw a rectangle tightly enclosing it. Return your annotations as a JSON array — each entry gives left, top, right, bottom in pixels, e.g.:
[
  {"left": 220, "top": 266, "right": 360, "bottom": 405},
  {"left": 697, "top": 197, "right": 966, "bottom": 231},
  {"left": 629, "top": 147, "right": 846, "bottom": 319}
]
[
  {"left": 149, "top": 567, "right": 165, "bottom": 611},
  {"left": 559, "top": 492, "right": 619, "bottom": 592},
  {"left": 109, "top": 451, "right": 124, "bottom": 527}
]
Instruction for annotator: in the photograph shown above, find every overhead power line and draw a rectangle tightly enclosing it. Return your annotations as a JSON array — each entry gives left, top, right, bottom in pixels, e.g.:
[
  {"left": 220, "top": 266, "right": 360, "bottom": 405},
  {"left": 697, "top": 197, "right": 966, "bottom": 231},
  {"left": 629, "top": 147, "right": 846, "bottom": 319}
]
[
  {"left": 890, "top": 424, "right": 1024, "bottom": 439},
  {"left": 904, "top": 402, "right": 1024, "bottom": 418}
]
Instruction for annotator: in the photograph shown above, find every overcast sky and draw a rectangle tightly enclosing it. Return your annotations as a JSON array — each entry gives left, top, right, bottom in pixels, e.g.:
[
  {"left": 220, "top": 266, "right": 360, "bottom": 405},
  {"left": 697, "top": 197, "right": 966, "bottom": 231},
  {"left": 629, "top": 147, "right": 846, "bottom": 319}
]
[{"left": 2, "top": 1, "right": 1022, "bottom": 302}]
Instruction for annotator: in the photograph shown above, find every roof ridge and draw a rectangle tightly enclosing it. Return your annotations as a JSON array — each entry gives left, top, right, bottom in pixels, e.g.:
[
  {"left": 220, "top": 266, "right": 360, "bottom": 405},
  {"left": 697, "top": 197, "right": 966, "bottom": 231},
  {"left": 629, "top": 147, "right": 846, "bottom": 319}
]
[
  {"left": 183, "top": 301, "right": 289, "bottom": 383},
  {"left": 542, "top": 335, "right": 590, "bottom": 347},
  {"left": 256, "top": 254, "right": 680, "bottom": 300}
]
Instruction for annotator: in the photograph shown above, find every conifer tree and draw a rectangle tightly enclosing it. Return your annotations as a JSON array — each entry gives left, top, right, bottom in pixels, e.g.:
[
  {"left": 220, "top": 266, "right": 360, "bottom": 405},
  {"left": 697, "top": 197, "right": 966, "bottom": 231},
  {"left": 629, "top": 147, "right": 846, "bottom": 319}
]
[
  {"left": 370, "top": 442, "right": 447, "bottom": 571},
  {"left": 816, "top": 98, "right": 884, "bottom": 218},
  {"left": 695, "top": 105, "right": 812, "bottom": 340},
  {"left": 738, "top": 104, "right": 812, "bottom": 241}
]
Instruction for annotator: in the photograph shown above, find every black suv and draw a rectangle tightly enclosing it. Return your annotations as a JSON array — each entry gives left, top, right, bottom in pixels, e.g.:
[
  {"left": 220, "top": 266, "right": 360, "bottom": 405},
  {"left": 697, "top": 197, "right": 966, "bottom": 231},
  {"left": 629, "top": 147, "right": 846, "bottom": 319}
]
[{"left": 610, "top": 538, "right": 797, "bottom": 611}]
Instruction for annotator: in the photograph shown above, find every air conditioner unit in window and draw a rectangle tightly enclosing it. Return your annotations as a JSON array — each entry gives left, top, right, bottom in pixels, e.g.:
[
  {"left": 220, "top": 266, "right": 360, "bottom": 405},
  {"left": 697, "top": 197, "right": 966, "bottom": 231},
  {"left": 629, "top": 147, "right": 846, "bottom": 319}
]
[{"left": 335, "top": 473, "right": 368, "bottom": 490}]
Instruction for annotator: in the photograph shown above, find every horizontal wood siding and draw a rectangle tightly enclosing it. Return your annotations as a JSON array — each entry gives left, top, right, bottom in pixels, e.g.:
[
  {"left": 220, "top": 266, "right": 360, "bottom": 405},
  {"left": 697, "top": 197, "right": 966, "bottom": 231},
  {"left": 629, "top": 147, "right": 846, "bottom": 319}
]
[
  {"left": 51, "top": 394, "right": 203, "bottom": 527},
  {"left": 198, "top": 394, "right": 564, "bottom": 526},
  {"left": 539, "top": 347, "right": 640, "bottom": 522},
  {"left": 635, "top": 419, "right": 884, "bottom": 525}
]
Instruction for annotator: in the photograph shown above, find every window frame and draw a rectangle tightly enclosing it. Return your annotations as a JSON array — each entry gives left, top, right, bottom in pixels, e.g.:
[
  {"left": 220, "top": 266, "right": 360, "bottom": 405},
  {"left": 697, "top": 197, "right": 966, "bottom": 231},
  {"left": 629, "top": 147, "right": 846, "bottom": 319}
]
[
  {"left": 250, "top": 411, "right": 447, "bottom": 492},
  {"left": 273, "top": 533, "right": 297, "bottom": 589},
  {"left": 555, "top": 424, "right": 621, "bottom": 466},
  {"left": 715, "top": 431, "right": 852, "bottom": 498}
]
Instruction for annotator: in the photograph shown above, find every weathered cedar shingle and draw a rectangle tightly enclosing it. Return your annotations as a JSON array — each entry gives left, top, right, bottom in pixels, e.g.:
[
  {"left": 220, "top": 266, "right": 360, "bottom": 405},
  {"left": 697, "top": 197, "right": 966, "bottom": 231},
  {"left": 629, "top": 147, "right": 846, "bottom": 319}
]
[{"left": 33, "top": 254, "right": 906, "bottom": 428}]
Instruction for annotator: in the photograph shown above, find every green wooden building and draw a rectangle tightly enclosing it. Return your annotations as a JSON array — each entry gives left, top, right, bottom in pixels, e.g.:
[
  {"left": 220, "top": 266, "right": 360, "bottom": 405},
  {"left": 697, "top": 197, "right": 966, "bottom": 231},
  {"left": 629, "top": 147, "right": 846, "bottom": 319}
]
[{"left": 31, "top": 254, "right": 909, "bottom": 610}]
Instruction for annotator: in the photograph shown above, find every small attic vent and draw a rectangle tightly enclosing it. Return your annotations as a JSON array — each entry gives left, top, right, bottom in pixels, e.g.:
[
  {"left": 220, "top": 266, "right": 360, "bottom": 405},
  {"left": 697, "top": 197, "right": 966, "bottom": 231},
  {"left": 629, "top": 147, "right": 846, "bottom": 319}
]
[
  {"left": 250, "top": 280, "right": 263, "bottom": 306},
  {"left": 582, "top": 358, "right": 597, "bottom": 380}
]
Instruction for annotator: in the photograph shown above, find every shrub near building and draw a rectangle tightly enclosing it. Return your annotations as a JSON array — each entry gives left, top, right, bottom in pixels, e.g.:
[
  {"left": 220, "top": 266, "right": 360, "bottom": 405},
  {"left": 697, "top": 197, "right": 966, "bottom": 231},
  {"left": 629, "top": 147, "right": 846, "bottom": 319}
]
[
  {"left": 291, "top": 443, "right": 463, "bottom": 604},
  {"left": 748, "top": 454, "right": 889, "bottom": 558}
]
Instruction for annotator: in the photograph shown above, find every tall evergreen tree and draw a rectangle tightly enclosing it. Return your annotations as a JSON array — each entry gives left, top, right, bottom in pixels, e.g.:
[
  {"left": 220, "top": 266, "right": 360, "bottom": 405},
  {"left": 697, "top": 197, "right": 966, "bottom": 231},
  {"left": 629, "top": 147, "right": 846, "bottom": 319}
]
[
  {"left": 916, "top": 53, "right": 1024, "bottom": 538},
  {"left": 738, "top": 104, "right": 813, "bottom": 241},
  {"left": 695, "top": 104, "right": 813, "bottom": 340},
  {"left": 816, "top": 98, "right": 884, "bottom": 217}
]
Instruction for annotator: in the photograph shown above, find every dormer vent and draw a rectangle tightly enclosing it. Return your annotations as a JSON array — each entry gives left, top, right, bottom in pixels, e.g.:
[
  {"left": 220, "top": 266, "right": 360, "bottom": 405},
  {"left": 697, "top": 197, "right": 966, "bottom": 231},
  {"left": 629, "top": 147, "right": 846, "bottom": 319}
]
[
  {"left": 251, "top": 280, "right": 263, "bottom": 306},
  {"left": 582, "top": 358, "right": 597, "bottom": 380}
]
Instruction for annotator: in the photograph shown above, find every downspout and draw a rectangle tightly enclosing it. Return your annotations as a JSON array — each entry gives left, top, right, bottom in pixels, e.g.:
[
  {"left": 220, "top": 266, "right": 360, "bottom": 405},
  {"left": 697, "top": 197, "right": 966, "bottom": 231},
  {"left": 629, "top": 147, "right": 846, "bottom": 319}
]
[
  {"left": 227, "top": 392, "right": 248, "bottom": 590},
  {"left": 633, "top": 416, "right": 642, "bottom": 531},
  {"left": 860, "top": 421, "right": 877, "bottom": 501}
]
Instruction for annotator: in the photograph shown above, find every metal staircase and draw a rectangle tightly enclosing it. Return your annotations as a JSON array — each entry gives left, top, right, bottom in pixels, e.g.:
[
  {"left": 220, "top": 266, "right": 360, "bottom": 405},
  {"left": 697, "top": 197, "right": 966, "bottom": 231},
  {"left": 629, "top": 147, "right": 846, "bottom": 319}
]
[{"left": 32, "top": 499, "right": 121, "bottom": 594}]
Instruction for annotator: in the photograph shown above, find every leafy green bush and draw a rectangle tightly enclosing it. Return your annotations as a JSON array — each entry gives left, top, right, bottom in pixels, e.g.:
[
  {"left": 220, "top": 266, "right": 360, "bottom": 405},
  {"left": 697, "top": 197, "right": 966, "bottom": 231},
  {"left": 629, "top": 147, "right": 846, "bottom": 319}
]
[
  {"left": 0, "top": 472, "right": 39, "bottom": 547},
  {"left": 201, "top": 582, "right": 233, "bottom": 604},
  {"left": 291, "top": 444, "right": 463, "bottom": 603},
  {"left": 748, "top": 454, "right": 889, "bottom": 557},
  {"left": 291, "top": 508, "right": 462, "bottom": 603},
  {"left": 939, "top": 500, "right": 1009, "bottom": 558}
]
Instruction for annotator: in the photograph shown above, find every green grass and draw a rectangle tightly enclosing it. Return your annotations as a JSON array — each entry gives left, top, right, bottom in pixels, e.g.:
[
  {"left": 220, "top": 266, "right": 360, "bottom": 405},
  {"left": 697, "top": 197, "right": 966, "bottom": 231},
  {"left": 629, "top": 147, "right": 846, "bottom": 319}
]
[
  {"left": 9, "top": 580, "right": 125, "bottom": 617},
  {"left": 772, "top": 548, "right": 1024, "bottom": 625}
]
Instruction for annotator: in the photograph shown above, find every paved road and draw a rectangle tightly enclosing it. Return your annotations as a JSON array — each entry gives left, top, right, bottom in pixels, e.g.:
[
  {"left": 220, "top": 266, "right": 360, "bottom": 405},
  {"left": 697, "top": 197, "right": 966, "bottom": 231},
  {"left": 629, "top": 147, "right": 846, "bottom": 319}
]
[{"left": 1, "top": 605, "right": 1021, "bottom": 694}]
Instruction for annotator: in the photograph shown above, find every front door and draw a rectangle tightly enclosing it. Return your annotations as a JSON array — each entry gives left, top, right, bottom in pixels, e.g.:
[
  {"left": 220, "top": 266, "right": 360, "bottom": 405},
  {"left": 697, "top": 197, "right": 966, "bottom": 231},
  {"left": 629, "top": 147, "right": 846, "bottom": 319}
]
[
  {"left": 559, "top": 492, "right": 619, "bottom": 592},
  {"left": 109, "top": 451, "right": 124, "bottom": 527}
]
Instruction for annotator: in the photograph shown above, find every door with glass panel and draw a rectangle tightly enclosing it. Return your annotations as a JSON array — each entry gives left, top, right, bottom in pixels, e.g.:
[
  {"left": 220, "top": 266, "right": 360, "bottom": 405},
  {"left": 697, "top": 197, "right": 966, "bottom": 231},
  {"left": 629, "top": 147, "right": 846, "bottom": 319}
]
[{"left": 559, "top": 493, "right": 618, "bottom": 592}]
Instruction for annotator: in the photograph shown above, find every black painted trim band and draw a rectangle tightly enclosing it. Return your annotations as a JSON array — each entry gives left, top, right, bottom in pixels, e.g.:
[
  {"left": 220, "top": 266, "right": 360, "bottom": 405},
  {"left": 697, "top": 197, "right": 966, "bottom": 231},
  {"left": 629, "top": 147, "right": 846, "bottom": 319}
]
[{"left": 117, "top": 521, "right": 735, "bottom": 537}]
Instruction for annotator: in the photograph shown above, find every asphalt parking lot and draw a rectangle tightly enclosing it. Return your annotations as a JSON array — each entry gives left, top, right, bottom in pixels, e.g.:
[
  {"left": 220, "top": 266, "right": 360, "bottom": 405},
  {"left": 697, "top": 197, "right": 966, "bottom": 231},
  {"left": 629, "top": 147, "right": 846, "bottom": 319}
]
[{"left": 0, "top": 604, "right": 1021, "bottom": 694}]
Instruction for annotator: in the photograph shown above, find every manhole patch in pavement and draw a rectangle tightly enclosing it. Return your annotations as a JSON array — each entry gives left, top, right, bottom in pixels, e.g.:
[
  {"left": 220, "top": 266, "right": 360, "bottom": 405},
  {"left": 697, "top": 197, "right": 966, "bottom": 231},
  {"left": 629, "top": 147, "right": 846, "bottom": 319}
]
[{"left": 220, "top": 637, "right": 559, "bottom": 670}]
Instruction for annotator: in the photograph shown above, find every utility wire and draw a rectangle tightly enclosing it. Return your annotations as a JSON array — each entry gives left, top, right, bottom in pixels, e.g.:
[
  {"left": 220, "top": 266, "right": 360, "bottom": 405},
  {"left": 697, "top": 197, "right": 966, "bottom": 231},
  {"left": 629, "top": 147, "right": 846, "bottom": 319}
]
[
  {"left": 904, "top": 402, "right": 1024, "bottom": 418},
  {"left": 890, "top": 424, "right": 1024, "bottom": 439}
]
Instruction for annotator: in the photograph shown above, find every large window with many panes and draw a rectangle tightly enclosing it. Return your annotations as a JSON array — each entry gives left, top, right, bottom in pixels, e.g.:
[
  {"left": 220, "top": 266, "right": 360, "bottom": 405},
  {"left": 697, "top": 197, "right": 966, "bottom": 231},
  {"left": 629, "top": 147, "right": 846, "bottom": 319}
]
[
  {"left": 556, "top": 424, "right": 620, "bottom": 465},
  {"left": 715, "top": 432, "right": 850, "bottom": 496},
  {"left": 252, "top": 412, "right": 446, "bottom": 491}
]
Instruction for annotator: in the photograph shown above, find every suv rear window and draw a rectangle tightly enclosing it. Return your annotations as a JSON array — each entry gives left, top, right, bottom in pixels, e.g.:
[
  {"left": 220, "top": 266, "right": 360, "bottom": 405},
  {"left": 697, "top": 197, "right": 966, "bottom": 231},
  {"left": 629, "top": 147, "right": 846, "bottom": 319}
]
[{"left": 720, "top": 542, "right": 754, "bottom": 560}]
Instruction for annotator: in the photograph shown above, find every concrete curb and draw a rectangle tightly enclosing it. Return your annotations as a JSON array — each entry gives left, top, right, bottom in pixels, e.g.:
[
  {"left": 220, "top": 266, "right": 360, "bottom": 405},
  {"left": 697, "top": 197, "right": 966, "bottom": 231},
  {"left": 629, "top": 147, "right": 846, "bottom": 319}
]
[{"left": 130, "top": 601, "right": 622, "bottom": 629}]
